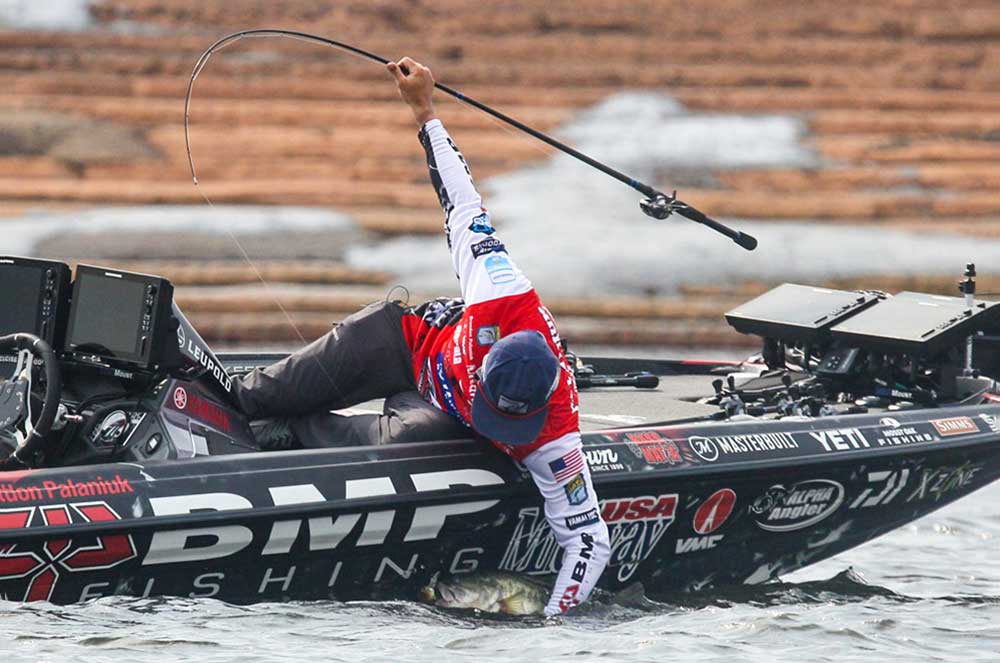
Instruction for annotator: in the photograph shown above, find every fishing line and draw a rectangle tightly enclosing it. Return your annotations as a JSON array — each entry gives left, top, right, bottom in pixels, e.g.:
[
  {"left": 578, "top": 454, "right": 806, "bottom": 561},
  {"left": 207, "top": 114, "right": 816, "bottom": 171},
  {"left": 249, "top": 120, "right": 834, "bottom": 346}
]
[
  {"left": 185, "top": 28, "right": 757, "bottom": 251},
  {"left": 182, "top": 29, "right": 760, "bottom": 397}
]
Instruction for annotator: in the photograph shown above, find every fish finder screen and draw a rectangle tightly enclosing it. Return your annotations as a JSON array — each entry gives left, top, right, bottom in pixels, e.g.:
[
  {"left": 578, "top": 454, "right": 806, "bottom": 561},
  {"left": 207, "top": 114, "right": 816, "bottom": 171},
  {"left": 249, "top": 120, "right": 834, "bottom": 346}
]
[
  {"left": 0, "top": 266, "right": 42, "bottom": 337},
  {"left": 68, "top": 272, "right": 148, "bottom": 358}
]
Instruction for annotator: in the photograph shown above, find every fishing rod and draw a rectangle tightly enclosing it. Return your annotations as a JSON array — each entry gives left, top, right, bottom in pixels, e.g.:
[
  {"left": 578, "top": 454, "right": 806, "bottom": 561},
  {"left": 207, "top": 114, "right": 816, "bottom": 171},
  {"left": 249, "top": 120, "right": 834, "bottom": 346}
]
[{"left": 185, "top": 28, "right": 758, "bottom": 251}]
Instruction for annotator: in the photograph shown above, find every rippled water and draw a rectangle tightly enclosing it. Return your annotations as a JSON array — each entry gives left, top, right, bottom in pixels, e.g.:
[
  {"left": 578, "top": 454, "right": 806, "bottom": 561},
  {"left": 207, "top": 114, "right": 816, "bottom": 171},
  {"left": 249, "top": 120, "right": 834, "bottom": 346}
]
[{"left": 5, "top": 481, "right": 1000, "bottom": 662}]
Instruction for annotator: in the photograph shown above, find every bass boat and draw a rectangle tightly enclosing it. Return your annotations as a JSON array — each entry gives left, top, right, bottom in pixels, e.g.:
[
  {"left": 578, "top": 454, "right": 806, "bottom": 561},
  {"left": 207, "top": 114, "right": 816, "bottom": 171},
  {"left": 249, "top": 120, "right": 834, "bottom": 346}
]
[{"left": 1, "top": 256, "right": 998, "bottom": 606}]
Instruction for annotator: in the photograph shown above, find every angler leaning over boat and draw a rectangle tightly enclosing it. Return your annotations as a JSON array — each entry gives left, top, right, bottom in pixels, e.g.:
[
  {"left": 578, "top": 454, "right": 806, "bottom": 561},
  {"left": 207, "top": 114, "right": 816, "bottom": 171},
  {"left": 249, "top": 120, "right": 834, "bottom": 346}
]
[{"left": 232, "top": 57, "right": 611, "bottom": 616}]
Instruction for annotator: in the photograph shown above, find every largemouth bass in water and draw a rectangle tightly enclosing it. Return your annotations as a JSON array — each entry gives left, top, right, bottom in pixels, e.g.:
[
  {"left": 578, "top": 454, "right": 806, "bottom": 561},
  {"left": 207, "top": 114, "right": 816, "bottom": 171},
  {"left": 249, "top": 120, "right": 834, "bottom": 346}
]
[{"left": 420, "top": 573, "right": 550, "bottom": 615}]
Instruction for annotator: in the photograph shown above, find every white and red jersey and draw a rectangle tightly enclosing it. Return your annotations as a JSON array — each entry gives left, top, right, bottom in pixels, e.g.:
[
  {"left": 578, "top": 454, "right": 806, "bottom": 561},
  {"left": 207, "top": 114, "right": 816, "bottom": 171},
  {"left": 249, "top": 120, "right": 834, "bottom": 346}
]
[
  {"left": 403, "top": 119, "right": 609, "bottom": 616},
  {"left": 401, "top": 119, "right": 579, "bottom": 463}
]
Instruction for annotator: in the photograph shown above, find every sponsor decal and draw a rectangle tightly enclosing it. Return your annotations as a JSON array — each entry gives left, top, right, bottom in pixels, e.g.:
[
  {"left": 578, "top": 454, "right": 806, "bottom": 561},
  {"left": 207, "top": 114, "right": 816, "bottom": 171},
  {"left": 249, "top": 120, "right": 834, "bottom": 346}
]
[
  {"left": 484, "top": 255, "right": 516, "bottom": 285},
  {"left": 623, "top": 431, "right": 682, "bottom": 465},
  {"left": 904, "top": 462, "right": 982, "bottom": 503},
  {"left": 930, "top": 417, "right": 979, "bottom": 437},
  {"left": 873, "top": 418, "right": 934, "bottom": 447},
  {"left": 417, "top": 357, "right": 439, "bottom": 408},
  {"left": 675, "top": 535, "right": 724, "bottom": 554},
  {"left": 979, "top": 413, "right": 1000, "bottom": 433},
  {"left": 470, "top": 237, "right": 506, "bottom": 259},
  {"left": 475, "top": 325, "right": 500, "bottom": 346},
  {"left": 564, "top": 474, "right": 588, "bottom": 506},
  {"left": 688, "top": 436, "right": 719, "bottom": 462},
  {"left": 693, "top": 489, "right": 736, "bottom": 535},
  {"left": 749, "top": 479, "right": 844, "bottom": 532},
  {"left": 0, "top": 501, "right": 136, "bottom": 602},
  {"left": 0, "top": 475, "right": 134, "bottom": 504},
  {"left": 582, "top": 448, "right": 625, "bottom": 473},
  {"left": 850, "top": 469, "right": 910, "bottom": 509},
  {"left": 808, "top": 428, "right": 870, "bottom": 452},
  {"left": 173, "top": 386, "right": 187, "bottom": 410},
  {"left": 559, "top": 584, "right": 580, "bottom": 612},
  {"left": 434, "top": 354, "right": 462, "bottom": 421},
  {"left": 676, "top": 488, "right": 736, "bottom": 555},
  {"left": 178, "top": 335, "right": 233, "bottom": 393},
  {"left": 452, "top": 342, "right": 462, "bottom": 365},
  {"left": 168, "top": 388, "right": 232, "bottom": 433},
  {"left": 565, "top": 508, "right": 600, "bottom": 531},
  {"left": 537, "top": 305, "right": 561, "bottom": 347},
  {"left": 501, "top": 493, "right": 677, "bottom": 582},
  {"left": 549, "top": 449, "right": 584, "bottom": 483},
  {"left": 0, "top": 470, "right": 506, "bottom": 603},
  {"left": 468, "top": 212, "right": 494, "bottom": 235},
  {"left": 690, "top": 432, "right": 799, "bottom": 462}
]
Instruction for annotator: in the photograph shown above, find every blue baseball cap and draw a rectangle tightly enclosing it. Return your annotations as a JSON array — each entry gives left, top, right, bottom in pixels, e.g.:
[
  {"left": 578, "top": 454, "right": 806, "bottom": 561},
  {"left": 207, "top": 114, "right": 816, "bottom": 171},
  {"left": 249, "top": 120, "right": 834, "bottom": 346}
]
[{"left": 471, "top": 330, "right": 560, "bottom": 445}]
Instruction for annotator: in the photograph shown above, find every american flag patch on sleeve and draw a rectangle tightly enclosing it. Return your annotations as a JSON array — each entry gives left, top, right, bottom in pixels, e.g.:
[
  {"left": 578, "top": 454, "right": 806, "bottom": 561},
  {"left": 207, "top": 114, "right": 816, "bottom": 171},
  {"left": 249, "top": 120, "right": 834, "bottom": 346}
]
[{"left": 548, "top": 448, "right": 585, "bottom": 483}]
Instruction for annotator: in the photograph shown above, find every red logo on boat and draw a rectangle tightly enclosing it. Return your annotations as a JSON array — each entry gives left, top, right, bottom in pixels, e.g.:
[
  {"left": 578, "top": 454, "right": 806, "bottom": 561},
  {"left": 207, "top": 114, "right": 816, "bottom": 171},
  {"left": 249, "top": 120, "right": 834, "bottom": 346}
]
[
  {"left": 931, "top": 417, "right": 978, "bottom": 437},
  {"left": 601, "top": 494, "right": 677, "bottom": 523},
  {"left": 0, "top": 502, "right": 136, "bottom": 602},
  {"left": 173, "top": 387, "right": 188, "bottom": 410},
  {"left": 693, "top": 488, "right": 736, "bottom": 535},
  {"left": 623, "top": 431, "right": 681, "bottom": 465}
]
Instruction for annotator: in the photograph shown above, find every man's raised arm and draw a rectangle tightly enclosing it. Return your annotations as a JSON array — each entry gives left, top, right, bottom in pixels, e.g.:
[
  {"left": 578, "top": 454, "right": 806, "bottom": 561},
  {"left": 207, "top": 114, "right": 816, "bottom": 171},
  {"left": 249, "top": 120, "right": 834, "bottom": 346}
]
[{"left": 388, "top": 57, "right": 531, "bottom": 304}]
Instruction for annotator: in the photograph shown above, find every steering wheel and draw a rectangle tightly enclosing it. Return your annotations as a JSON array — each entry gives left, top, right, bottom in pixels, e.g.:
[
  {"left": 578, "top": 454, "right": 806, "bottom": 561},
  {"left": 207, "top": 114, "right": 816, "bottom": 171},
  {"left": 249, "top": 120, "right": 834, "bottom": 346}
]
[{"left": 0, "top": 333, "right": 61, "bottom": 470}]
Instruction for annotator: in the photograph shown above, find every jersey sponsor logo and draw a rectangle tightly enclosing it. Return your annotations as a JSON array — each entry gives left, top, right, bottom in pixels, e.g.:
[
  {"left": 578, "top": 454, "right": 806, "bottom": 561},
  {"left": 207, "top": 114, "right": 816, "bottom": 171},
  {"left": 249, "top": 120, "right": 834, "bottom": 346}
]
[
  {"left": 468, "top": 212, "right": 494, "bottom": 235},
  {"left": 471, "top": 237, "right": 506, "bottom": 259},
  {"left": 564, "top": 474, "right": 588, "bottom": 506},
  {"left": 484, "top": 255, "right": 515, "bottom": 284},
  {"left": 537, "top": 305, "right": 561, "bottom": 346},
  {"left": 930, "top": 416, "right": 979, "bottom": 437},
  {"left": 549, "top": 448, "right": 584, "bottom": 482},
  {"left": 749, "top": 479, "right": 844, "bottom": 532},
  {"left": 475, "top": 325, "right": 500, "bottom": 346},
  {"left": 693, "top": 488, "right": 736, "bottom": 535},
  {"left": 564, "top": 508, "right": 600, "bottom": 531},
  {"left": 500, "top": 494, "right": 677, "bottom": 583},
  {"left": 434, "top": 354, "right": 462, "bottom": 421}
]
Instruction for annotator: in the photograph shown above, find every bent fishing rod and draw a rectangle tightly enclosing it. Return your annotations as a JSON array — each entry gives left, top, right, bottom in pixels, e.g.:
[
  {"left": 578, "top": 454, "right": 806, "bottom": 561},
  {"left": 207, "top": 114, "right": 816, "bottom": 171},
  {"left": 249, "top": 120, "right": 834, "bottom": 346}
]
[{"left": 185, "top": 28, "right": 758, "bottom": 251}]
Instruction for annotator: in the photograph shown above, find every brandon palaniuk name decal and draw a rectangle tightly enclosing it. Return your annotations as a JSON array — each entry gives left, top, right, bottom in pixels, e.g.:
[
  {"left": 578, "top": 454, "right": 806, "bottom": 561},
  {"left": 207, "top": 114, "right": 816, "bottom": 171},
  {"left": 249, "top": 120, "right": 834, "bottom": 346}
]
[{"left": 0, "top": 475, "right": 134, "bottom": 503}]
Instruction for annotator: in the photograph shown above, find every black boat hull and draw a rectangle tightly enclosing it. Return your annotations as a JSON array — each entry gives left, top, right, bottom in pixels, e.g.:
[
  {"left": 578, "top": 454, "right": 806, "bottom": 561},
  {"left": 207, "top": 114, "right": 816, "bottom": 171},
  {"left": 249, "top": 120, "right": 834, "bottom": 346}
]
[{"left": 1, "top": 404, "right": 998, "bottom": 605}]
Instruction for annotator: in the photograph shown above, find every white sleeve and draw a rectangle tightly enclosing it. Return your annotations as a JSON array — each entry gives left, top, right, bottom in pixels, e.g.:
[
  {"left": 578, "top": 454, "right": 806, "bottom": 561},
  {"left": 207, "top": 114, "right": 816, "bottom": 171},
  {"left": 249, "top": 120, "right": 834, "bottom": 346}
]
[
  {"left": 417, "top": 119, "right": 532, "bottom": 305},
  {"left": 520, "top": 432, "right": 611, "bottom": 616}
]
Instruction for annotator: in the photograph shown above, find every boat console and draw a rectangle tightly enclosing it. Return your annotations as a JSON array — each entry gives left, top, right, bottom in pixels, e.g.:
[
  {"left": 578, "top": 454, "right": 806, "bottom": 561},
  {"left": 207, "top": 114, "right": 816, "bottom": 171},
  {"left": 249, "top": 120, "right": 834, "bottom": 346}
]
[
  {"left": 0, "top": 256, "right": 256, "bottom": 469},
  {"left": 719, "top": 264, "right": 1000, "bottom": 418}
]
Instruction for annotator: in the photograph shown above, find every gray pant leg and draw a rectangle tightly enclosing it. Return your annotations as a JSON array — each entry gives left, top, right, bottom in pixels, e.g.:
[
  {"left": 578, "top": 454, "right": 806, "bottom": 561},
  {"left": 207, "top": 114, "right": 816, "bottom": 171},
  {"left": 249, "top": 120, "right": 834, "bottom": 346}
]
[
  {"left": 290, "top": 390, "right": 470, "bottom": 448},
  {"left": 234, "top": 301, "right": 415, "bottom": 419}
]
